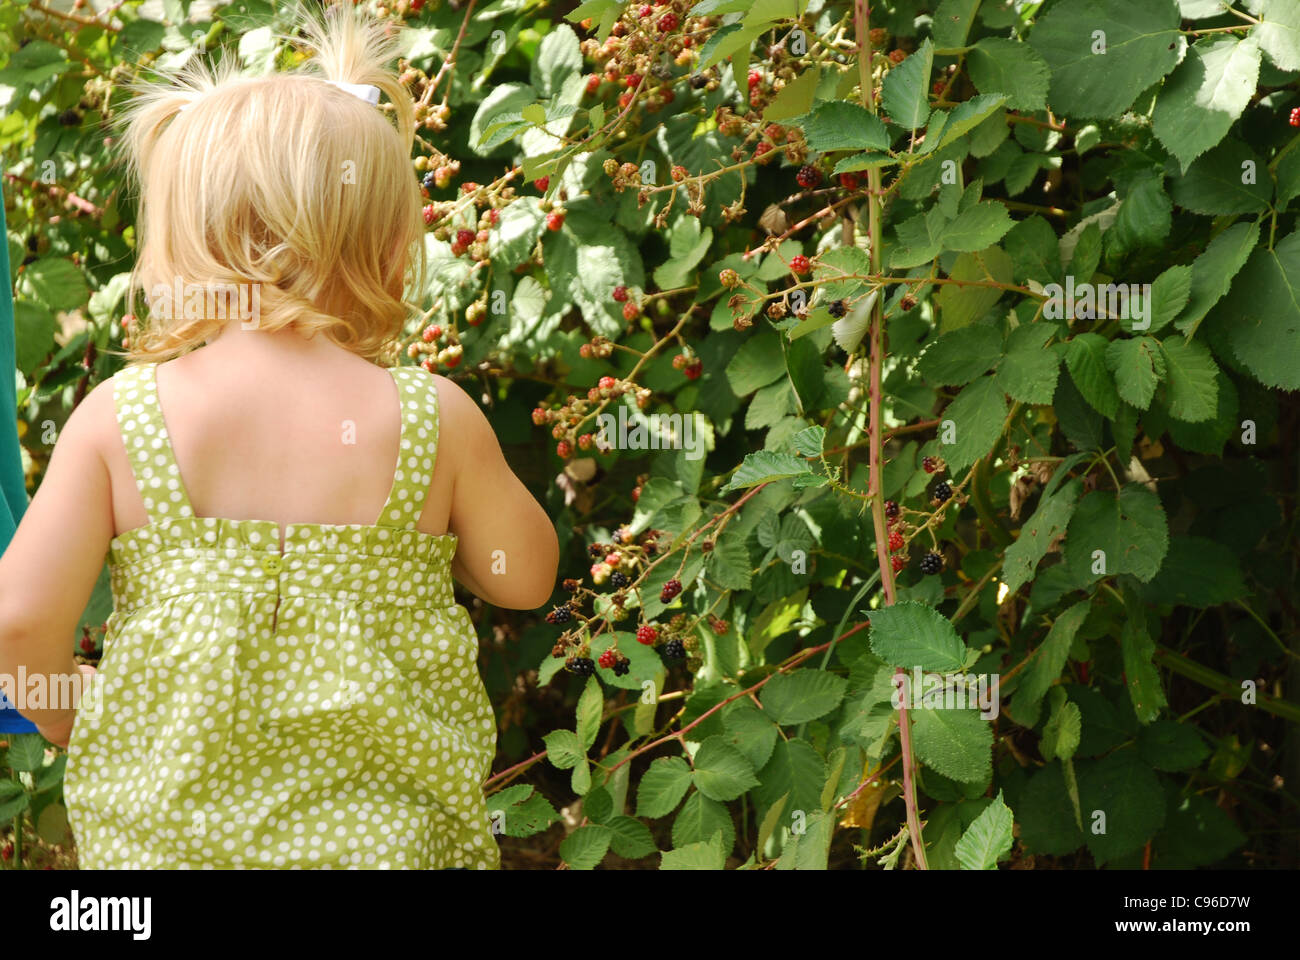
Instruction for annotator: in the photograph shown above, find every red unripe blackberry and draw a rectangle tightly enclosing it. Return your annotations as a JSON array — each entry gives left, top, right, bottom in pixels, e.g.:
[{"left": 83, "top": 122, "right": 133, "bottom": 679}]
[
  {"left": 455, "top": 229, "right": 475, "bottom": 247},
  {"left": 891, "top": 554, "right": 906, "bottom": 573},
  {"left": 1291, "top": 107, "right": 1300, "bottom": 127},
  {"left": 790, "top": 254, "right": 811, "bottom": 275},
  {"left": 888, "top": 49, "right": 906, "bottom": 64},
  {"left": 598, "top": 648, "right": 617, "bottom": 669},
  {"left": 546, "top": 212, "right": 565, "bottom": 231},
  {"left": 888, "top": 530, "right": 904, "bottom": 552},
  {"left": 422, "top": 204, "right": 436, "bottom": 226},
  {"left": 585, "top": 74, "right": 601, "bottom": 95},
  {"left": 660, "top": 578, "right": 682, "bottom": 602},
  {"left": 623, "top": 302, "right": 640, "bottom": 320},
  {"left": 534, "top": 176, "right": 550, "bottom": 192},
  {"left": 920, "top": 552, "right": 943, "bottom": 575},
  {"left": 619, "top": 91, "right": 634, "bottom": 109},
  {"left": 922, "top": 456, "right": 939, "bottom": 474},
  {"left": 80, "top": 633, "right": 96, "bottom": 653},
  {"left": 578, "top": 433, "right": 593, "bottom": 450},
  {"left": 636, "top": 625, "right": 659, "bottom": 645},
  {"left": 683, "top": 359, "right": 703, "bottom": 380},
  {"left": 796, "top": 164, "right": 822, "bottom": 189},
  {"left": 612, "top": 285, "right": 629, "bottom": 302},
  {"left": 556, "top": 440, "right": 573, "bottom": 458},
  {"left": 658, "top": 12, "right": 678, "bottom": 31},
  {"left": 839, "top": 173, "right": 861, "bottom": 191},
  {"left": 748, "top": 70, "right": 761, "bottom": 89},
  {"left": 638, "top": 3, "right": 652, "bottom": 16},
  {"left": 884, "top": 499, "right": 899, "bottom": 520},
  {"left": 626, "top": 73, "right": 643, "bottom": 89}
]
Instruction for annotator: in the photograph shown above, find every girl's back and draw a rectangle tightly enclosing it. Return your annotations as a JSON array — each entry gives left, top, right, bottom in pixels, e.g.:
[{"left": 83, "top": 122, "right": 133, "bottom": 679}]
[{"left": 0, "top": 8, "right": 558, "bottom": 869}]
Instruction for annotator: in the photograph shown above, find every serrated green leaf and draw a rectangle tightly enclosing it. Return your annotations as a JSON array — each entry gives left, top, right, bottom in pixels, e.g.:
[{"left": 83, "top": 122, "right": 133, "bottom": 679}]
[
  {"left": 1160, "top": 335, "right": 1219, "bottom": 422},
  {"left": 943, "top": 202, "right": 1014, "bottom": 253},
  {"left": 1202, "top": 230, "right": 1300, "bottom": 390},
  {"left": 660, "top": 831, "right": 727, "bottom": 869},
  {"left": 867, "top": 600, "right": 966, "bottom": 672},
  {"left": 966, "top": 38, "right": 1050, "bottom": 111},
  {"left": 1001, "top": 477, "right": 1083, "bottom": 595},
  {"left": 725, "top": 329, "right": 786, "bottom": 395},
  {"left": 955, "top": 791, "right": 1015, "bottom": 869},
  {"left": 1170, "top": 139, "right": 1271, "bottom": 215},
  {"left": 607, "top": 815, "right": 658, "bottom": 859},
  {"left": 1120, "top": 589, "right": 1166, "bottom": 724},
  {"left": 1175, "top": 220, "right": 1260, "bottom": 336},
  {"left": 917, "top": 324, "right": 1003, "bottom": 386},
  {"left": 1081, "top": 750, "right": 1166, "bottom": 864},
  {"left": 1064, "top": 333, "right": 1120, "bottom": 419},
  {"left": 576, "top": 675, "right": 603, "bottom": 750},
  {"left": 560, "top": 824, "right": 612, "bottom": 869},
  {"left": 796, "top": 100, "right": 890, "bottom": 153},
  {"left": 1065, "top": 485, "right": 1170, "bottom": 584},
  {"left": 1153, "top": 36, "right": 1261, "bottom": 169},
  {"left": 759, "top": 669, "right": 848, "bottom": 725},
  {"left": 692, "top": 735, "right": 760, "bottom": 802},
  {"left": 721, "top": 451, "right": 812, "bottom": 491},
  {"left": 911, "top": 708, "right": 992, "bottom": 785},
  {"left": 937, "top": 374, "right": 1008, "bottom": 474},
  {"left": 672, "top": 790, "right": 736, "bottom": 853},
  {"left": 1105, "top": 336, "right": 1165, "bottom": 410},
  {"left": 1013, "top": 599, "right": 1091, "bottom": 725},
  {"left": 1029, "top": 0, "right": 1184, "bottom": 119},
  {"left": 996, "top": 322, "right": 1061, "bottom": 405},
  {"left": 1255, "top": 0, "right": 1300, "bottom": 71},
  {"left": 882, "top": 38, "right": 933, "bottom": 130},
  {"left": 636, "top": 756, "right": 694, "bottom": 817}
]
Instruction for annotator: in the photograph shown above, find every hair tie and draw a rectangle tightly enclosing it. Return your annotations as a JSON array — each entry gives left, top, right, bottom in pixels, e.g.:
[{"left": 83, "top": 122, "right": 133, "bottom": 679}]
[{"left": 178, "top": 78, "right": 381, "bottom": 112}]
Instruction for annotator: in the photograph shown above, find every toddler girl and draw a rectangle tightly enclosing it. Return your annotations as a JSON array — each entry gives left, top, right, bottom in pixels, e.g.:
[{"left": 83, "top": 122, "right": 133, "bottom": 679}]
[{"left": 0, "top": 8, "right": 558, "bottom": 868}]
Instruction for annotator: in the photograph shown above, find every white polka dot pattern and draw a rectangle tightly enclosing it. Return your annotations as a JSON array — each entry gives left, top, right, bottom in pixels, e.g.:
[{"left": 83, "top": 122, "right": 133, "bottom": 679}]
[{"left": 62, "top": 363, "right": 500, "bottom": 869}]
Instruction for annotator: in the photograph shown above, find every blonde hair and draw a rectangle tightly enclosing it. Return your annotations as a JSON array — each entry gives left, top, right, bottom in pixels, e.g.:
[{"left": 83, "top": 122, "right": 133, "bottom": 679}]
[{"left": 116, "top": 5, "right": 424, "bottom": 364}]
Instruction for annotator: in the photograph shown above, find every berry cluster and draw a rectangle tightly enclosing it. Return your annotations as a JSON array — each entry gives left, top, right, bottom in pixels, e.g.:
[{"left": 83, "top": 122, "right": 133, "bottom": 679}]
[
  {"left": 407, "top": 322, "right": 465, "bottom": 372},
  {"left": 672, "top": 353, "right": 703, "bottom": 380},
  {"left": 532, "top": 377, "right": 652, "bottom": 459}
]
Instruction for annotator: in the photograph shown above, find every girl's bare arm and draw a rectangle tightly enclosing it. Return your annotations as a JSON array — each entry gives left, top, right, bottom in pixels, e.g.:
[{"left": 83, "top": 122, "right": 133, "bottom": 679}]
[
  {"left": 436, "top": 377, "right": 559, "bottom": 610},
  {"left": 0, "top": 382, "right": 115, "bottom": 736}
]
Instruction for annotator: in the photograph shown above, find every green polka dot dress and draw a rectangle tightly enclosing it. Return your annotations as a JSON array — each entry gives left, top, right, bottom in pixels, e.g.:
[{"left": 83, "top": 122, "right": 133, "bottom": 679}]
[{"left": 63, "top": 362, "right": 500, "bottom": 869}]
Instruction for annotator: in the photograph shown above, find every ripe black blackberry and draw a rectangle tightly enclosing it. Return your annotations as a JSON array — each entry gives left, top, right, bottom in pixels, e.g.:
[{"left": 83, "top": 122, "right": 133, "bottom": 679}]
[
  {"left": 932, "top": 480, "right": 952, "bottom": 504},
  {"left": 610, "top": 571, "right": 629, "bottom": 589},
  {"left": 920, "top": 552, "right": 943, "bottom": 575},
  {"left": 565, "top": 656, "right": 596, "bottom": 676},
  {"left": 690, "top": 74, "right": 708, "bottom": 89},
  {"left": 588, "top": 542, "right": 607, "bottom": 558},
  {"left": 828, "top": 299, "right": 847, "bottom": 318},
  {"left": 546, "top": 603, "right": 572, "bottom": 625},
  {"left": 884, "top": 499, "right": 899, "bottom": 520},
  {"left": 612, "top": 655, "right": 631, "bottom": 677},
  {"left": 661, "top": 638, "right": 686, "bottom": 661},
  {"left": 421, "top": 170, "right": 437, "bottom": 191}
]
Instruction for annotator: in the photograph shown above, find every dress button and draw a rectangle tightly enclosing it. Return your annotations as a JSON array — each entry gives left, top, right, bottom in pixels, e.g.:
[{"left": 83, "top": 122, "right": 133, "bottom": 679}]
[{"left": 261, "top": 555, "right": 283, "bottom": 575}]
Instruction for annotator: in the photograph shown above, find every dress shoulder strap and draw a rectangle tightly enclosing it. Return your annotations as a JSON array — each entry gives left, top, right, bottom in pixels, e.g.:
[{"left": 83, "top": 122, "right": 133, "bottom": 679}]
[
  {"left": 113, "top": 362, "right": 196, "bottom": 523},
  {"left": 375, "top": 365, "right": 441, "bottom": 530}
]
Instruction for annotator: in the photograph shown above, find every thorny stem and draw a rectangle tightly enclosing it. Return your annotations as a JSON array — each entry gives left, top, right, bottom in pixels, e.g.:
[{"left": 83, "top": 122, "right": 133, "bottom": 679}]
[{"left": 856, "top": 0, "right": 928, "bottom": 870}]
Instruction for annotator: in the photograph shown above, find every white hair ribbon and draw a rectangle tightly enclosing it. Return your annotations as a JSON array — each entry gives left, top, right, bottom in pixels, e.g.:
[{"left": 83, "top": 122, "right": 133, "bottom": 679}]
[{"left": 179, "top": 79, "right": 381, "bottom": 112}]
